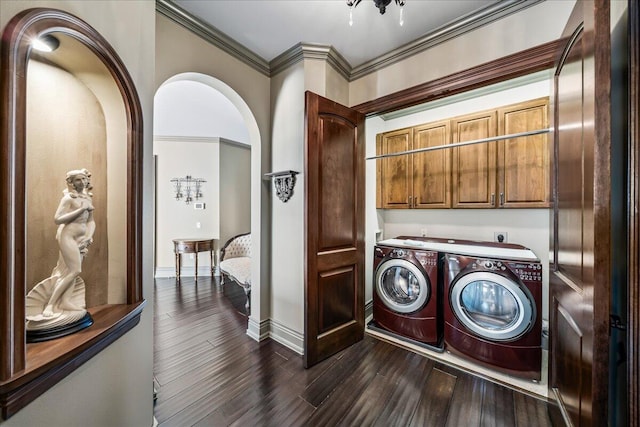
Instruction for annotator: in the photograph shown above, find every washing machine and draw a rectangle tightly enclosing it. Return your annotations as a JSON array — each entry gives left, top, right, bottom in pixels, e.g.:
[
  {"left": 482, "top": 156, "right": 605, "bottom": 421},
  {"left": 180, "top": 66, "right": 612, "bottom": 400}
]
[
  {"left": 372, "top": 240, "right": 441, "bottom": 348},
  {"left": 443, "top": 247, "right": 542, "bottom": 380}
]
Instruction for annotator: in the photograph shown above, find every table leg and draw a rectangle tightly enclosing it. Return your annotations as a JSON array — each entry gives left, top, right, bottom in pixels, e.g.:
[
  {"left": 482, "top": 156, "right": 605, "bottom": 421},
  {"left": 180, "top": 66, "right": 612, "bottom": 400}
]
[
  {"left": 175, "top": 253, "right": 181, "bottom": 280},
  {"left": 210, "top": 249, "right": 214, "bottom": 277},
  {"left": 195, "top": 251, "right": 199, "bottom": 281}
]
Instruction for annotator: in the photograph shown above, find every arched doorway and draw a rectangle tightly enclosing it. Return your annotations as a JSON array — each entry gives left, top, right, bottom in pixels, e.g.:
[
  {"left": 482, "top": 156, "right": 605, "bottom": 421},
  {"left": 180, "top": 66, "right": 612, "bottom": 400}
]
[{"left": 153, "top": 72, "right": 262, "bottom": 327}]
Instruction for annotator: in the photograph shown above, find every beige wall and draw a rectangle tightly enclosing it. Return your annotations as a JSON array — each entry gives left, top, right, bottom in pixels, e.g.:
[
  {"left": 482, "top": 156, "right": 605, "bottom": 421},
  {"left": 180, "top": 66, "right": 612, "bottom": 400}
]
[
  {"left": 0, "top": 1, "right": 155, "bottom": 426},
  {"left": 26, "top": 60, "right": 110, "bottom": 307},
  {"left": 219, "top": 141, "right": 251, "bottom": 246},
  {"left": 154, "top": 138, "right": 220, "bottom": 275}
]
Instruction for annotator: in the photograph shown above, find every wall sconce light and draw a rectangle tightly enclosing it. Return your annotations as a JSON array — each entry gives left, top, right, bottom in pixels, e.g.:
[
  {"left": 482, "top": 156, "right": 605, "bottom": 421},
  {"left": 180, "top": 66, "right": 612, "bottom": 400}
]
[
  {"left": 264, "top": 170, "right": 299, "bottom": 203},
  {"left": 170, "top": 175, "right": 205, "bottom": 205},
  {"left": 32, "top": 34, "right": 60, "bottom": 52}
]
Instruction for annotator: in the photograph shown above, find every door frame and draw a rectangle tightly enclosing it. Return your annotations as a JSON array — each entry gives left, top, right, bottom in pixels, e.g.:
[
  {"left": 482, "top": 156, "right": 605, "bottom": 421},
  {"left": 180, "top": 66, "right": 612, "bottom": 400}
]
[{"left": 628, "top": 0, "right": 639, "bottom": 423}]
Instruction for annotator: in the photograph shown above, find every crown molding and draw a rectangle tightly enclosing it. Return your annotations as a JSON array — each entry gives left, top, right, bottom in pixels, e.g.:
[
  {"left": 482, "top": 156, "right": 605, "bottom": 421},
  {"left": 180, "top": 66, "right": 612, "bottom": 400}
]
[
  {"left": 154, "top": 135, "right": 250, "bottom": 148},
  {"left": 269, "top": 42, "right": 352, "bottom": 80},
  {"left": 156, "top": 0, "right": 270, "bottom": 76},
  {"left": 350, "top": 0, "right": 544, "bottom": 80},
  {"left": 157, "top": 0, "right": 544, "bottom": 81}
]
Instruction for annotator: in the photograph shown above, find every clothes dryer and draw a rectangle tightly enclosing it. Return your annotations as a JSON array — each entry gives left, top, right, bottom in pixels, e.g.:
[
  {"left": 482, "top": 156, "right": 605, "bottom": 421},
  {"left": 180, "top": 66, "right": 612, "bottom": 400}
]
[
  {"left": 372, "top": 240, "right": 441, "bottom": 347},
  {"left": 443, "top": 247, "right": 542, "bottom": 380}
]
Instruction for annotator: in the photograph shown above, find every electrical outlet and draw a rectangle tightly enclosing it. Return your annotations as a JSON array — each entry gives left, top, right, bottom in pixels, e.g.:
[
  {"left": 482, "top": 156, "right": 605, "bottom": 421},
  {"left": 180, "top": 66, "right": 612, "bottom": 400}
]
[
  {"left": 420, "top": 228, "right": 428, "bottom": 237},
  {"left": 494, "top": 231, "right": 508, "bottom": 243}
]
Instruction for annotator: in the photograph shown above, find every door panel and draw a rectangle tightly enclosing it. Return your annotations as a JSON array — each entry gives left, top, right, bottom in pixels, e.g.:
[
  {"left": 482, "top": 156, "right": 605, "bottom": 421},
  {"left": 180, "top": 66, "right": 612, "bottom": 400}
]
[
  {"left": 305, "top": 91, "right": 365, "bottom": 368},
  {"left": 452, "top": 112, "right": 497, "bottom": 208},
  {"left": 413, "top": 121, "right": 451, "bottom": 208},
  {"left": 550, "top": 1, "right": 611, "bottom": 425},
  {"left": 498, "top": 98, "right": 550, "bottom": 207},
  {"left": 380, "top": 129, "right": 412, "bottom": 208},
  {"left": 318, "top": 116, "right": 357, "bottom": 250}
]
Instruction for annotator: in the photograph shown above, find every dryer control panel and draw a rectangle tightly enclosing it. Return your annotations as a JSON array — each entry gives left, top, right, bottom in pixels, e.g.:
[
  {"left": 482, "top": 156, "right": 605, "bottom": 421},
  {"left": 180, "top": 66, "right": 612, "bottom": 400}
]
[
  {"left": 469, "top": 258, "right": 542, "bottom": 283},
  {"left": 507, "top": 261, "right": 542, "bottom": 282}
]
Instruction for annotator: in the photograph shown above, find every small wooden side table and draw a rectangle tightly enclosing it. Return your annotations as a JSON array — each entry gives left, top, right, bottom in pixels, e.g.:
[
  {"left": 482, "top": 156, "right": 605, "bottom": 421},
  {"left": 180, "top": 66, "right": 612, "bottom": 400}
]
[{"left": 173, "top": 238, "right": 217, "bottom": 280}]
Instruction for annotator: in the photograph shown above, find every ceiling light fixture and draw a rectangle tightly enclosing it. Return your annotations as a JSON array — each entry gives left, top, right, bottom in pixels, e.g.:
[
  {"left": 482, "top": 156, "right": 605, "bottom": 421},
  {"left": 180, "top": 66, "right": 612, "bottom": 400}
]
[
  {"left": 32, "top": 34, "right": 60, "bottom": 52},
  {"left": 347, "top": 0, "right": 406, "bottom": 26}
]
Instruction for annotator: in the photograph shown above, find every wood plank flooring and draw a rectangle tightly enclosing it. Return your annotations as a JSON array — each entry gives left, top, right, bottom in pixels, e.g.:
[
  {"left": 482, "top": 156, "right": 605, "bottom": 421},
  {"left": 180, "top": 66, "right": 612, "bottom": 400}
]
[{"left": 154, "top": 277, "right": 556, "bottom": 426}]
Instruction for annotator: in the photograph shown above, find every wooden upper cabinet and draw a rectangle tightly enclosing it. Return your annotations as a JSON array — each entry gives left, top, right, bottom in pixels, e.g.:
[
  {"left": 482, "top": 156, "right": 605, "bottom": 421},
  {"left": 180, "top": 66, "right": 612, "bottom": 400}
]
[
  {"left": 451, "top": 111, "right": 497, "bottom": 208},
  {"left": 378, "top": 128, "right": 413, "bottom": 208},
  {"left": 376, "top": 97, "right": 550, "bottom": 210},
  {"left": 413, "top": 121, "right": 450, "bottom": 208},
  {"left": 498, "top": 98, "right": 551, "bottom": 207}
]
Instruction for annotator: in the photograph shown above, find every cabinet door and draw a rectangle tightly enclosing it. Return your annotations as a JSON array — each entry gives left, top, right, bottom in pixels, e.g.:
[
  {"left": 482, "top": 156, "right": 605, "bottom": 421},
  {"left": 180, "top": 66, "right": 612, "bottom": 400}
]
[
  {"left": 498, "top": 98, "right": 550, "bottom": 207},
  {"left": 451, "top": 111, "right": 497, "bottom": 208},
  {"left": 379, "top": 128, "right": 413, "bottom": 208},
  {"left": 413, "top": 121, "right": 451, "bottom": 208}
]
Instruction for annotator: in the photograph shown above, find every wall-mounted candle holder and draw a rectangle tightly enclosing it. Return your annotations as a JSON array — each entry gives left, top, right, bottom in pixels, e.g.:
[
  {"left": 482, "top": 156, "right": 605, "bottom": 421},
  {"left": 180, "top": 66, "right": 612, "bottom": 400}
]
[{"left": 170, "top": 175, "right": 205, "bottom": 205}]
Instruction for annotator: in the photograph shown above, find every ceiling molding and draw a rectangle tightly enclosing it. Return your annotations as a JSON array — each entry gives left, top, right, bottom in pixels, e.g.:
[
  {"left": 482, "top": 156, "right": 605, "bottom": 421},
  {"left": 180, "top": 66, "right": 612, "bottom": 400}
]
[
  {"left": 157, "top": 0, "right": 545, "bottom": 81},
  {"left": 350, "top": 0, "right": 545, "bottom": 80},
  {"left": 154, "top": 135, "right": 250, "bottom": 147},
  {"left": 156, "top": 0, "right": 270, "bottom": 76},
  {"left": 269, "top": 43, "right": 352, "bottom": 80}
]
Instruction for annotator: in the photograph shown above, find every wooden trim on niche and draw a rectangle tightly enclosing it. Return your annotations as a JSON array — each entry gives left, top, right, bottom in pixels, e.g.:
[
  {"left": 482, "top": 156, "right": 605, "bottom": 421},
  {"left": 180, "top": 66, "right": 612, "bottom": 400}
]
[
  {"left": 353, "top": 39, "right": 564, "bottom": 116},
  {"left": 0, "top": 8, "right": 144, "bottom": 419}
]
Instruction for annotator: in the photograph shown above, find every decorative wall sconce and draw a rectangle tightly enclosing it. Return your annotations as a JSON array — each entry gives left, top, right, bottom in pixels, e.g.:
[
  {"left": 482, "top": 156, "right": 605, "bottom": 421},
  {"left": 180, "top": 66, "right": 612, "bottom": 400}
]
[
  {"left": 170, "top": 175, "right": 205, "bottom": 205},
  {"left": 264, "top": 170, "right": 299, "bottom": 202}
]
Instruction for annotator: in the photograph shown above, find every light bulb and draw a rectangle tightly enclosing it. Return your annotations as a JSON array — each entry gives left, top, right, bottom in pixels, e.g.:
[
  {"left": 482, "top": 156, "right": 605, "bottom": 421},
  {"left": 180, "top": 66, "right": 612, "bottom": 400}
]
[
  {"left": 349, "top": 7, "right": 354, "bottom": 26},
  {"left": 32, "top": 34, "right": 59, "bottom": 52},
  {"left": 399, "top": 6, "right": 404, "bottom": 26}
]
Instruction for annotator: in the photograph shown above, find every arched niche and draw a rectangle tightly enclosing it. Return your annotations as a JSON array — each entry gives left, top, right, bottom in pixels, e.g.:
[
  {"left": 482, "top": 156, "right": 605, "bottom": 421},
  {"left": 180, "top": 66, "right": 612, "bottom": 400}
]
[{"left": 0, "top": 8, "right": 144, "bottom": 419}]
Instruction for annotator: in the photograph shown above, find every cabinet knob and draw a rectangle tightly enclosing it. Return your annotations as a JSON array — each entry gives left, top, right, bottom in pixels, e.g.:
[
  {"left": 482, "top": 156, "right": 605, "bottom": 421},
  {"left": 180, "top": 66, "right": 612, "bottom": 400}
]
[
  {"left": 491, "top": 193, "right": 495, "bottom": 205},
  {"left": 500, "top": 192, "right": 504, "bottom": 206}
]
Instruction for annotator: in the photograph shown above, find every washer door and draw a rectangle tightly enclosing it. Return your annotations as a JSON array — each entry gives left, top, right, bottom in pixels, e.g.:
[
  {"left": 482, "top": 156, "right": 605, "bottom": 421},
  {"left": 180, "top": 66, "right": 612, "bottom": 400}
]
[
  {"left": 450, "top": 272, "right": 535, "bottom": 341},
  {"left": 375, "top": 258, "right": 430, "bottom": 313}
]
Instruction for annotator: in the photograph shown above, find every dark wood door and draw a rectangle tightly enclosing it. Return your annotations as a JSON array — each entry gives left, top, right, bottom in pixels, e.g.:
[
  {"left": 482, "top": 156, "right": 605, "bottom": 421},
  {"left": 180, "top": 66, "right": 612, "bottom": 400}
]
[
  {"left": 304, "top": 91, "right": 365, "bottom": 368},
  {"left": 549, "top": 1, "right": 611, "bottom": 425}
]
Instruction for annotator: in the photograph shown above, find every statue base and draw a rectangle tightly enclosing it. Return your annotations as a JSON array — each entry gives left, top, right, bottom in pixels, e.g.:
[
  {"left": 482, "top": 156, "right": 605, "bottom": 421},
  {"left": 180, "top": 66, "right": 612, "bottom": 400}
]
[{"left": 27, "top": 312, "right": 94, "bottom": 343}]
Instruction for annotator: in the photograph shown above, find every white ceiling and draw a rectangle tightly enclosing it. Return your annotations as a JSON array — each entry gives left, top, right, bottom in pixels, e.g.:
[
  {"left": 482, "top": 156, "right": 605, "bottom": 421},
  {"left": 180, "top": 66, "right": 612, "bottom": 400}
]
[{"left": 173, "top": 0, "right": 498, "bottom": 68}]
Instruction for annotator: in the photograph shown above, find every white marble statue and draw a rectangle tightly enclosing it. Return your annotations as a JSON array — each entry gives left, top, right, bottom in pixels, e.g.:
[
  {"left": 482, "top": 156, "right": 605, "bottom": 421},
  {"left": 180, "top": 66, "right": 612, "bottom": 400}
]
[{"left": 26, "top": 168, "right": 95, "bottom": 330}]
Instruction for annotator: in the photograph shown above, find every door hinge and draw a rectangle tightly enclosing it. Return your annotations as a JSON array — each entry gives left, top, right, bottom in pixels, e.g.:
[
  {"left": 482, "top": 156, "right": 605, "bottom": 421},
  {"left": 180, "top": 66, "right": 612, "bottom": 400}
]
[{"left": 610, "top": 314, "right": 626, "bottom": 331}]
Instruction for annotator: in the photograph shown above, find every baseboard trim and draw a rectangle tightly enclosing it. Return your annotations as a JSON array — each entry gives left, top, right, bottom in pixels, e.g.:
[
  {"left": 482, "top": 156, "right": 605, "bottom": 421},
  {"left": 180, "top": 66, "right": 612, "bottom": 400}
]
[
  {"left": 365, "top": 299, "right": 373, "bottom": 323},
  {"left": 246, "top": 317, "right": 269, "bottom": 342},
  {"left": 268, "top": 319, "right": 304, "bottom": 355},
  {"left": 246, "top": 317, "right": 304, "bottom": 355},
  {"left": 154, "top": 266, "right": 213, "bottom": 278}
]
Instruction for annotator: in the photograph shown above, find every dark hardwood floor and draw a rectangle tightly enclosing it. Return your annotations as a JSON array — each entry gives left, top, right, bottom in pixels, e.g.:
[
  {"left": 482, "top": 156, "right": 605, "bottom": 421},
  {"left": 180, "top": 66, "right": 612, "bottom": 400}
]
[{"left": 154, "top": 277, "right": 556, "bottom": 426}]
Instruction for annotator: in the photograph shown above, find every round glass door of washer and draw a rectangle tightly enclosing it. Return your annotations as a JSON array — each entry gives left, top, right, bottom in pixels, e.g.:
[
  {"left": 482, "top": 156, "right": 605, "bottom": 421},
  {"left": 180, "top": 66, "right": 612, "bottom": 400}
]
[
  {"left": 375, "top": 259, "right": 430, "bottom": 313},
  {"left": 450, "top": 272, "right": 535, "bottom": 341}
]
